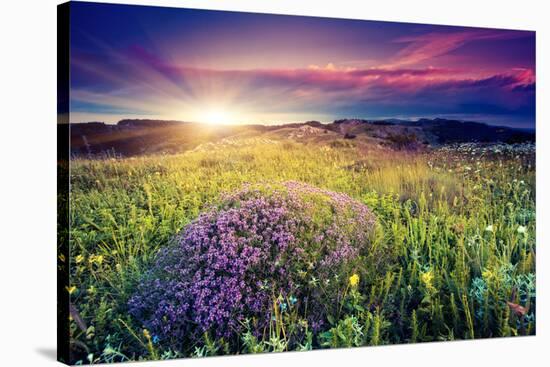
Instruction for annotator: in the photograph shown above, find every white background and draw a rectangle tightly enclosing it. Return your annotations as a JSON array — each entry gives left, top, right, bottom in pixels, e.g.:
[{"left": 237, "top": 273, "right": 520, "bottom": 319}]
[{"left": 0, "top": 0, "right": 547, "bottom": 366}]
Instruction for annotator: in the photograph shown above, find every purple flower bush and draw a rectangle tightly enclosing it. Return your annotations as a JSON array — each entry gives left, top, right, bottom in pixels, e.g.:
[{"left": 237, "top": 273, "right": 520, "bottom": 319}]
[{"left": 129, "top": 181, "right": 378, "bottom": 349}]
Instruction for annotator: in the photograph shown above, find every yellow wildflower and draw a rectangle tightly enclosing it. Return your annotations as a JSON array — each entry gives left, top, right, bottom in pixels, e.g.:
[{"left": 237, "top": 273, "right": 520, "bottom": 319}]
[
  {"left": 482, "top": 268, "right": 494, "bottom": 279},
  {"left": 349, "top": 273, "right": 360, "bottom": 287},
  {"left": 420, "top": 270, "right": 435, "bottom": 292},
  {"left": 75, "top": 255, "right": 84, "bottom": 264},
  {"left": 66, "top": 285, "right": 77, "bottom": 295},
  {"left": 89, "top": 254, "right": 104, "bottom": 265}
]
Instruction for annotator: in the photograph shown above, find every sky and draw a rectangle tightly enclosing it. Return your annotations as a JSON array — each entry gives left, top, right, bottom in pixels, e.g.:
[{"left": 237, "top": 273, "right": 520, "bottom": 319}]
[{"left": 69, "top": 2, "right": 536, "bottom": 128}]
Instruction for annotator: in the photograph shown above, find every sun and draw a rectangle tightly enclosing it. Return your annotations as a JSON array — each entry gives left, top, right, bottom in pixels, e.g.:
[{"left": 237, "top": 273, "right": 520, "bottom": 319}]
[
  {"left": 202, "top": 108, "right": 233, "bottom": 125},
  {"left": 188, "top": 102, "right": 243, "bottom": 125}
]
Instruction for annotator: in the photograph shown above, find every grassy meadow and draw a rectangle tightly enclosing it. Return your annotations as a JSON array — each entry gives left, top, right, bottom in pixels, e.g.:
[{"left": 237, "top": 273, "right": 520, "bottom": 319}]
[{"left": 66, "top": 138, "right": 536, "bottom": 364}]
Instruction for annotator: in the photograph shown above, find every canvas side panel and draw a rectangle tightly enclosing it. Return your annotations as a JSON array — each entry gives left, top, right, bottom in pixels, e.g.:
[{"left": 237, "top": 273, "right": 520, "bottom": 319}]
[{"left": 57, "top": 2, "right": 70, "bottom": 364}]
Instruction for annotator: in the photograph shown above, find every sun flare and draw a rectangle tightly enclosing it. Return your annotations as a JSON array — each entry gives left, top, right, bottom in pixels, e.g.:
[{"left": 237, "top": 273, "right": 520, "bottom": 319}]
[{"left": 202, "top": 108, "right": 233, "bottom": 125}]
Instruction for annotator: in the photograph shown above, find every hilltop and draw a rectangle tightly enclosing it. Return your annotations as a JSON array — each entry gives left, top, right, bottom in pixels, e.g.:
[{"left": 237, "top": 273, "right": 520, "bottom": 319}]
[{"left": 65, "top": 118, "right": 535, "bottom": 157}]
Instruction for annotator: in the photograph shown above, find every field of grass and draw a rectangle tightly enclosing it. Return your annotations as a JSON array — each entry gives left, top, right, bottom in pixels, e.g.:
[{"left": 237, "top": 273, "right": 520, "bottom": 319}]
[{"left": 65, "top": 138, "right": 536, "bottom": 364}]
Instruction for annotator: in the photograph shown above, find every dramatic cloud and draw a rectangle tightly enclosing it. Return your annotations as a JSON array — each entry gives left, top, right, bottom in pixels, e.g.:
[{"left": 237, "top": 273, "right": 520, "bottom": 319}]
[
  {"left": 388, "top": 29, "right": 528, "bottom": 67},
  {"left": 69, "top": 3, "right": 536, "bottom": 128}
]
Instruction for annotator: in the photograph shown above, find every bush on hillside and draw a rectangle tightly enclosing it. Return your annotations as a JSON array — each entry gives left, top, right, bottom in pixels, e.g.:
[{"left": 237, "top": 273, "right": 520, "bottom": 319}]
[{"left": 129, "top": 181, "right": 381, "bottom": 348}]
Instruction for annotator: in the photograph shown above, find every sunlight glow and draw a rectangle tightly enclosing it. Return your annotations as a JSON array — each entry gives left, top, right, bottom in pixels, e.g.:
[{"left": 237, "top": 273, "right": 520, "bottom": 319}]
[{"left": 201, "top": 108, "right": 234, "bottom": 125}]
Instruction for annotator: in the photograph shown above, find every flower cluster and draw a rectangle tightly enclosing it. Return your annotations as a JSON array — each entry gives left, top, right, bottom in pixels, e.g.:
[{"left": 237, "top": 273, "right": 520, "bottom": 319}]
[
  {"left": 349, "top": 274, "right": 360, "bottom": 287},
  {"left": 129, "top": 181, "right": 377, "bottom": 347}
]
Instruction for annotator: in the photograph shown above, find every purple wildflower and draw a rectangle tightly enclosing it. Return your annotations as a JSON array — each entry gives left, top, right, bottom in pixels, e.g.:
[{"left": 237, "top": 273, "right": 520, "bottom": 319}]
[{"left": 129, "top": 181, "right": 377, "bottom": 348}]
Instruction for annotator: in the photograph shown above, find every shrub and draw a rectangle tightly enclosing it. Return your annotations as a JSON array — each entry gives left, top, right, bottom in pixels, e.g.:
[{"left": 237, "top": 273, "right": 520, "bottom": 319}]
[
  {"left": 329, "top": 139, "right": 354, "bottom": 149},
  {"left": 386, "top": 132, "right": 419, "bottom": 150},
  {"left": 129, "top": 181, "right": 378, "bottom": 349}
]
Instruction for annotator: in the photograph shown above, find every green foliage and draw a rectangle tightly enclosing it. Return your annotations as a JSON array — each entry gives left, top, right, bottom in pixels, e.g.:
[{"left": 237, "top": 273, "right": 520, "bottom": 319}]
[{"left": 66, "top": 140, "right": 535, "bottom": 363}]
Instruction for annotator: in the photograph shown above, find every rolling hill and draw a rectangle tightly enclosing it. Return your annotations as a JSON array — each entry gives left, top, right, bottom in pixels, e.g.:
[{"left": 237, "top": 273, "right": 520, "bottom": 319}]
[{"left": 65, "top": 118, "right": 535, "bottom": 157}]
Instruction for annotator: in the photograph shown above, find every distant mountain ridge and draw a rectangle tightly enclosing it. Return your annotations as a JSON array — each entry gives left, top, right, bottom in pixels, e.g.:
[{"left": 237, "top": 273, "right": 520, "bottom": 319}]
[{"left": 66, "top": 117, "right": 535, "bottom": 157}]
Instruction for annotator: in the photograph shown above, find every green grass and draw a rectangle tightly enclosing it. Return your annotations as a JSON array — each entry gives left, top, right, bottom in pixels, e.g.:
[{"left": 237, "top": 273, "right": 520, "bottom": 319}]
[{"left": 65, "top": 138, "right": 535, "bottom": 364}]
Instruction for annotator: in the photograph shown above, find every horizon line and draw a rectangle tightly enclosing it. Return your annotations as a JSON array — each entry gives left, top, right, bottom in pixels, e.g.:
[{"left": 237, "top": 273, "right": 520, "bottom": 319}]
[{"left": 64, "top": 116, "right": 536, "bottom": 131}]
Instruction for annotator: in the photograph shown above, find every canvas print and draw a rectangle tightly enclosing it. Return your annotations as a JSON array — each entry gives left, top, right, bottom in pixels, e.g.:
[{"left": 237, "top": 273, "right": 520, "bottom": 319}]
[{"left": 57, "top": 1, "right": 536, "bottom": 364}]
